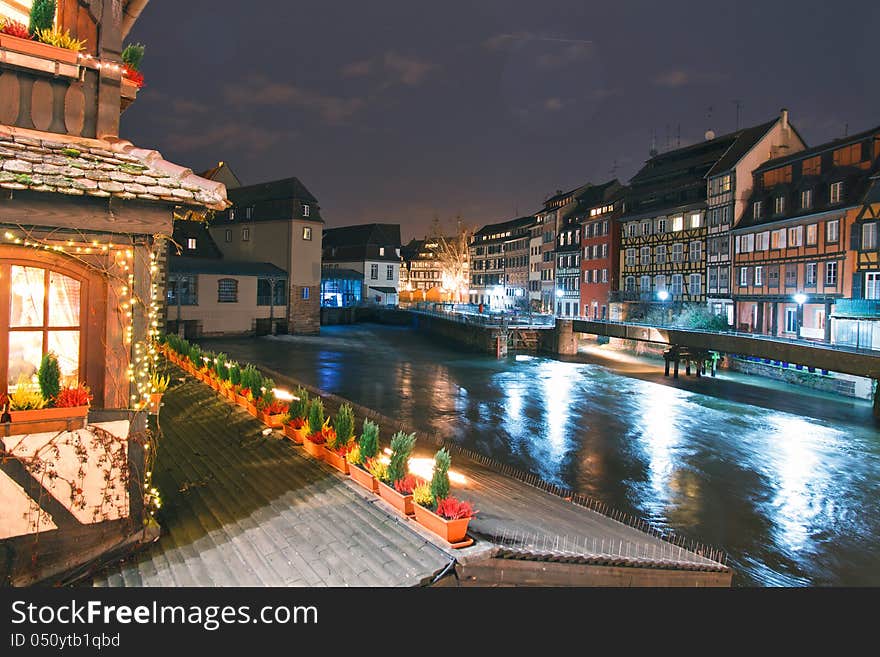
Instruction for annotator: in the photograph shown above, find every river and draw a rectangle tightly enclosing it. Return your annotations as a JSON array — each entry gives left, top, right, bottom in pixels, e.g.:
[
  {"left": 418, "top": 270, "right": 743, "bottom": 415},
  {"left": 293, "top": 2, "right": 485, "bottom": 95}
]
[{"left": 202, "top": 323, "right": 880, "bottom": 586}]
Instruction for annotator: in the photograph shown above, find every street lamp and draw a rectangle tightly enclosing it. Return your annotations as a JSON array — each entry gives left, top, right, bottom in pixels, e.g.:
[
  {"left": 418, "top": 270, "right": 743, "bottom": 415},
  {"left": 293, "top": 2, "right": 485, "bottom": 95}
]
[
  {"left": 793, "top": 293, "right": 807, "bottom": 339},
  {"left": 657, "top": 290, "right": 670, "bottom": 302}
]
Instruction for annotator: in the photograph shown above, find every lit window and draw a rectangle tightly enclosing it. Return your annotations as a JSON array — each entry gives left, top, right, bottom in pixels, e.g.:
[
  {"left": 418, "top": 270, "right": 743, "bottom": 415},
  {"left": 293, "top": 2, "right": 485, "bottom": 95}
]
[
  {"left": 806, "top": 224, "right": 817, "bottom": 246},
  {"left": 303, "top": 226, "right": 312, "bottom": 241},
  {"left": 187, "top": 238, "right": 197, "bottom": 250},
  {"left": 801, "top": 189, "right": 813, "bottom": 210},
  {"left": 826, "top": 220, "right": 839, "bottom": 243},
  {"left": 788, "top": 226, "right": 803, "bottom": 247},
  {"left": 672, "top": 215, "right": 684, "bottom": 232},
  {"left": 302, "top": 287, "right": 310, "bottom": 300},
  {"left": 242, "top": 227, "right": 250, "bottom": 242},
  {"left": 689, "top": 213, "right": 702, "bottom": 229},
  {"left": 771, "top": 229, "right": 787, "bottom": 250},
  {"left": 379, "top": 247, "right": 385, "bottom": 256},
  {"left": 218, "top": 278, "right": 238, "bottom": 303}
]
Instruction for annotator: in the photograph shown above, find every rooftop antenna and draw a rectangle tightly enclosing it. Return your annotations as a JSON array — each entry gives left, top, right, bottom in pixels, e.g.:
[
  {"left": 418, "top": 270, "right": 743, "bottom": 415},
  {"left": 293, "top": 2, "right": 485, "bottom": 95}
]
[
  {"left": 732, "top": 99, "right": 742, "bottom": 130},
  {"left": 844, "top": 122, "right": 849, "bottom": 137},
  {"left": 676, "top": 124, "right": 681, "bottom": 148},
  {"left": 665, "top": 124, "right": 670, "bottom": 151},
  {"left": 650, "top": 130, "right": 658, "bottom": 157}
]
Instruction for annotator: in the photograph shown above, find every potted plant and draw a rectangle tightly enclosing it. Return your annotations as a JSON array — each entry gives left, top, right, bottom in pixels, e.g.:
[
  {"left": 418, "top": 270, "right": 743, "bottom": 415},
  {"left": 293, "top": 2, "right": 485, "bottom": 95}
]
[
  {"left": 364, "top": 457, "right": 389, "bottom": 494},
  {"left": 259, "top": 396, "right": 289, "bottom": 430},
  {"left": 412, "top": 448, "right": 476, "bottom": 545},
  {"left": 376, "top": 431, "right": 418, "bottom": 515},
  {"left": 302, "top": 398, "right": 327, "bottom": 459},
  {"left": 322, "top": 403, "right": 355, "bottom": 474},
  {"left": 3, "top": 372, "right": 90, "bottom": 435},
  {"left": 0, "top": 1, "right": 81, "bottom": 65},
  {"left": 282, "top": 387, "right": 310, "bottom": 443},
  {"left": 347, "top": 419, "right": 381, "bottom": 492},
  {"left": 121, "top": 42, "right": 145, "bottom": 105},
  {"left": 148, "top": 372, "right": 169, "bottom": 415}
]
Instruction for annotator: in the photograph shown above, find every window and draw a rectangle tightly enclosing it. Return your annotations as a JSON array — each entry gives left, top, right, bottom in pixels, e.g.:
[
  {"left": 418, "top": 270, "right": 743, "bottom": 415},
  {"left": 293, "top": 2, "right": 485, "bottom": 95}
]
[
  {"left": 826, "top": 220, "right": 839, "bottom": 243},
  {"left": 386, "top": 265, "right": 394, "bottom": 281},
  {"left": 671, "top": 274, "right": 683, "bottom": 296},
  {"left": 625, "top": 248, "right": 636, "bottom": 267},
  {"left": 689, "top": 274, "right": 702, "bottom": 296},
  {"left": 229, "top": 209, "right": 236, "bottom": 221},
  {"left": 601, "top": 244, "right": 608, "bottom": 258},
  {"left": 640, "top": 276, "right": 652, "bottom": 292},
  {"left": 302, "top": 287, "right": 310, "bottom": 300},
  {"left": 225, "top": 229, "right": 232, "bottom": 243},
  {"left": 370, "top": 264, "right": 379, "bottom": 279},
  {"left": 245, "top": 207, "right": 253, "bottom": 220},
  {"left": 806, "top": 224, "right": 818, "bottom": 246},
  {"left": 168, "top": 274, "right": 198, "bottom": 306},
  {"left": 601, "top": 268, "right": 608, "bottom": 283},
  {"left": 672, "top": 243, "right": 684, "bottom": 263},
  {"left": 657, "top": 218, "right": 667, "bottom": 234},
  {"left": 187, "top": 238, "right": 197, "bottom": 250},
  {"left": 785, "top": 267, "right": 798, "bottom": 288},
  {"left": 830, "top": 182, "right": 843, "bottom": 204},
  {"left": 624, "top": 276, "right": 636, "bottom": 292},
  {"left": 654, "top": 274, "right": 666, "bottom": 293},
  {"left": 689, "top": 241, "right": 702, "bottom": 262},
  {"left": 627, "top": 224, "right": 636, "bottom": 237},
  {"left": 866, "top": 273, "right": 880, "bottom": 300},
  {"left": 218, "top": 278, "right": 238, "bottom": 303},
  {"left": 753, "top": 201, "right": 763, "bottom": 219},
  {"left": 805, "top": 262, "right": 818, "bottom": 287},
  {"left": 689, "top": 213, "right": 702, "bottom": 229},
  {"left": 303, "top": 204, "right": 310, "bottom": 217},
  {"left": 257, "top": 279, "right": 287, "bottom": 306},
  {"left": 642, "top": 222, "right": 651, "bottom": 235},
  {"left": 825, "top": 261, "right": 838, "bottom": 287},
  {"left": 774, "top": 196, "right": 785, "bottom": 215},
  {"left": 655, "top": 245, "right": 667, "bottom": 264},
  {"left": 640, "top": 247, "right": 651, "bottom": 265},
  {"left": 801, "top": 189, "right": 813, "bottom": 210},
  {"left": 768, "top": 266, "right": 779, "bottom": 288},
  {"left": 784, "top": 307, "right": 798, "bottom": 334},
  {"left": 242, "top": 227, "right": 250, "bottom": 242},
  {"left": 708, "top": 267, "right": 718, "bottom": 289},
  {"left": 719, "top": 267, "right": 729, "bottom": 291},
  {"left": 755, "top": 232, "right": 769, "bottom": 251},
  {"left": 862, "top": 223, "right": 878, "bottom": 250},
  {"left": 788, "top": 226, "right": 803, "bottom": 247},
  {"left": 739, "top": 267, "right": 750, "bottom": 287},
  {"left": 303, "top": 226, "right": 312, "bottom": 240},
  {"left": 379, "top": 247, "right": 385, "bottom": 256},
  {"left": 771, "top": 229, "right": 787, "bottom": 250},
  {"left": 672, "top": 215, "right": 684, "bottom": 232},
  {"left": 738, "top": 233, "right": 755, "bottom": 253},
  {"left": 754, "top": 266, "right": 763, "bottom": 287},
  {"left": 3, "top": 265, "right": 83, "bottom": 392}
]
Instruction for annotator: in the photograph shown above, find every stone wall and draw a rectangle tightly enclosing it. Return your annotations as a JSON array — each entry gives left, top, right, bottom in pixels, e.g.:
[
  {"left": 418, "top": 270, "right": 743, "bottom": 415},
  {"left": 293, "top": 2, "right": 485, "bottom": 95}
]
[
  {"left": 726, "top": 357, "right": 872, "bottom": 400},
  {"left": 289, "top": 284, "right": 320, "bottom": 334}
]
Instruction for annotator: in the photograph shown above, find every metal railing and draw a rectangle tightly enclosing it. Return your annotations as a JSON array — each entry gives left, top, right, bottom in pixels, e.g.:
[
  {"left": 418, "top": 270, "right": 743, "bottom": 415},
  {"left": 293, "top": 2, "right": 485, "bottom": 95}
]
[{"left": 407, "top": 303, "right": 557, "bottom": 328}]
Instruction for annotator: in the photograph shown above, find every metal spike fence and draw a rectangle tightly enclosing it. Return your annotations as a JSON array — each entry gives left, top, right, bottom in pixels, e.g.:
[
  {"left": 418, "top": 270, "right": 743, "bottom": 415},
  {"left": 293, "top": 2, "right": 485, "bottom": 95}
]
[{"left": 250, "top": 364, "right": 729, "bottom": 568}]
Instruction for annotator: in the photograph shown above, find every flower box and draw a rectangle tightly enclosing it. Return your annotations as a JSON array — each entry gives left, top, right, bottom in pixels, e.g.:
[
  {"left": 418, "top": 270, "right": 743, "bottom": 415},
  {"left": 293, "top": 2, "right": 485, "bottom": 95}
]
[
  {"left": 302, "top": 437, "right": 324, "bottom": 460},
  {"left": 0, "top": 33, "right": 80, "bottom": 65},
  {"left": 413, "top": 503, "right": 471, "bottom": 544},
  {"left": 148, "top": 393, "right": 163, "bottom": 415},
  {"left": 261, "top": 412, "right": 285, "bottom": 429},
  {"left": 246, "top": 401, "right": 258, "bottom": 417},
  {"left": 2, "top": 406, "right": 89, "bottom": 437},
  {"left": 348, "top": 464, "right": 378, "bottom": 493},
  {"left": 377, "top": 480, "right": 414, "bottom": 516},
  {"left": 235, "top": 393, "right": 249, "bottom": 408},
  {"left": 283, "top": 422, "right": 303, "bottom": 443},
  {"left": 321, "top": 446, "right": 350, "bottom": 474}
]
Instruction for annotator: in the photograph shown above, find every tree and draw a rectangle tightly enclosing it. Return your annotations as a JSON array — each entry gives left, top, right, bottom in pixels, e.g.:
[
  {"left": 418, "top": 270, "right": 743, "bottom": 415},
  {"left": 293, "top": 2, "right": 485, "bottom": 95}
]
[{"left": 430, "top": 216, "right": 473, "bottom": 303}]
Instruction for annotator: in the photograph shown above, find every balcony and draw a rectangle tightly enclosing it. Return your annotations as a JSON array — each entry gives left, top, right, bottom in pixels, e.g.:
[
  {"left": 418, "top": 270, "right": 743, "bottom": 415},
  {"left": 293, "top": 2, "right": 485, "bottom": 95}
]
[{"left": 833, "top": 299, "right": 880, "bottom": 318}]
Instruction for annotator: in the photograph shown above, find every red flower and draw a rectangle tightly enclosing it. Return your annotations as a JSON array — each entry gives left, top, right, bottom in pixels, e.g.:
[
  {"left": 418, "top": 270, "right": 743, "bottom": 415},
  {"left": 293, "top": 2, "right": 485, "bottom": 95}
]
[
  {"left": 0, "top": 20, "right": 31, "bottom": 40},
  {"left": 435, "top": 496, "right": 476, "bottom": 520},
  {"left": 262, "top": 400, "right": 289, "bottom": 415},
  {"left": 393, "top": 474, "right": 423, "bottom": 495},
  {"left": 306, "top": 431, "right": 326, "bottom": 445},
  {"left": 55, "top": 385, "right": 93, "bottom": 409},
  {"left": 287, "top": 417, "right": 306, "bottom": 430},
  {"left": 123, "top": 67, "right": 145, "bottom": 88}
]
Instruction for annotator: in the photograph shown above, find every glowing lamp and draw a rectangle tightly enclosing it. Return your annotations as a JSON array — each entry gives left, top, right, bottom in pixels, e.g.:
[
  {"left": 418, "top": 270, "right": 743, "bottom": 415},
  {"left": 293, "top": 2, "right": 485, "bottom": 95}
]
[
  {"left": 657, "top": 290, "right": 670, "bottom": 301},
  {"left": 793, "top": 293, "right": 807, "bottom": 305}
]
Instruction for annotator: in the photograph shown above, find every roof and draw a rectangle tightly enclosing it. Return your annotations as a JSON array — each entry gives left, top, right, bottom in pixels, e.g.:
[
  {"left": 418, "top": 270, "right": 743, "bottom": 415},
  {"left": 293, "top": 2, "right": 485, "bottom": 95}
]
[
  {"left": 473, "top": 216, "right": 535, "bottom": 239},
  {"left": 228, "top": 177, "right": 317, "bottom": 205},
  {"left": 863, "top": 177, "right": 880, "bottom": 207},
  {"left": 321, "top": 267, "right": 364, "bottom": 280},
  {"left": 367, "top": 286, "right": 398, "bottom": 294},
  {"left": 323, "top": 223, "right": 402, "bottom": 248},
  {"left": 575, "top": 179, "right": 622, "bottom": 208},
  {"left": 753, "top": 123, "right": 880, "bottom": 172},
  {"left": 706, "top": 119, "right": 780, "bottom": 177},
  {"left": 0, "top": 126, "right": 228, "bottom": 210},
  {"left": 544, "top": 182, "right": 591, "bottom": 206},
  {"left": 169, "top": 256, "right": 286, "bottom": 277},
  {"left": 170, "top": 220, "right": 223, "bottom": 259}
]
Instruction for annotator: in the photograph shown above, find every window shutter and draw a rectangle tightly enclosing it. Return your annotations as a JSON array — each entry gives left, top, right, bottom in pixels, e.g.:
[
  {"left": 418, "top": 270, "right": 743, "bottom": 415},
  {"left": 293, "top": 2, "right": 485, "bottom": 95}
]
[
  {"left": 851, "top": 227, "right": 861, "bottom": 251},
  {"left": 852, "top": 273, "right": 863, "bottom": 299}
]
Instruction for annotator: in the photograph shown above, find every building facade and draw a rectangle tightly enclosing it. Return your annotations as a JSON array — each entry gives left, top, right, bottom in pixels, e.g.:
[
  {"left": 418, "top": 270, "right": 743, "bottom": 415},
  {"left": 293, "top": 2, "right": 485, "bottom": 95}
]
[
  {"left": 733, "top": 126, "right": 880, "bottom": 342},
  {"left": 528, "top": 226, "right": 543, "bottom": 311},
  {"left": 579, "top": 181, "right": 624, "bottom": 320},
  {"left": 322, "top": 224, "right": 402, "bottom": 306},
  {"left": 208, "top": 177, "right": 324, "bottom": 334},
  {"left": 503, "top": 220, "right": 534, "bottom": 309},
  {"left": 469, "top": 217, "right": 532, "bottom": 309}
]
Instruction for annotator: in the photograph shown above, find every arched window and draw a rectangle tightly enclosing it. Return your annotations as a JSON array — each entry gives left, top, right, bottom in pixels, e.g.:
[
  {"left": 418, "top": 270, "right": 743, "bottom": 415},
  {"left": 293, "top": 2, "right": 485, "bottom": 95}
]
[{"left": 1, "top": 258, "right": 85, "bottom": 394}]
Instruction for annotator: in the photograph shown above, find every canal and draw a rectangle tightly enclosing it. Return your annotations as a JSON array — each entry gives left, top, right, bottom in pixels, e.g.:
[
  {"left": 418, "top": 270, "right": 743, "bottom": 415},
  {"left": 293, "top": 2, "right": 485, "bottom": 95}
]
[{"left": 203, "top": 323, "right": 880, "bottom": 586}]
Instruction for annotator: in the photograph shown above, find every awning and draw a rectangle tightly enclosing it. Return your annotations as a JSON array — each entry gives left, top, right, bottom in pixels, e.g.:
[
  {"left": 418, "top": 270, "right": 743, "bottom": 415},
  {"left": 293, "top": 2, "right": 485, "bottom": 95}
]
[{"left": 369, "top": 286, "right": 398, "bottom": 294}]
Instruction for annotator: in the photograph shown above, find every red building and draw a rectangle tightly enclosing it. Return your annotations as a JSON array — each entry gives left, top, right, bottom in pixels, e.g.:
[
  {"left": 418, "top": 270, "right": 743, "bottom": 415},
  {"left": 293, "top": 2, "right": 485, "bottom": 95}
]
[{"left": 578, "top": 180, "right": 624, "bottom": 319}]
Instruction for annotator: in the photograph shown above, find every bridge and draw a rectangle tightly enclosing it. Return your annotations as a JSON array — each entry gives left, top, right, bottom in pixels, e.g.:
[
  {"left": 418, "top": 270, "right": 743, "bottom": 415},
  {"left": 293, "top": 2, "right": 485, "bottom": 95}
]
[{"left": 571, "top": 319, "right": 880, "bottom": 381}]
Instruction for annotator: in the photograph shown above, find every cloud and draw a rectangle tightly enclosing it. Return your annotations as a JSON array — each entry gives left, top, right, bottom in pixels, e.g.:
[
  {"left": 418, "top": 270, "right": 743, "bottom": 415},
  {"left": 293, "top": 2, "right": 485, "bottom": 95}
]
[
  {"left": 224, "top": 78, "right": 364, "bottom": 124},
  {"left": 653, "top": 69, "right": 726, "bottom": 88},
  {"left": 167, "top": 122, "right": 296, "bottom": 156},
  {"left": 341, "top": 51, "right": 437, "bottom": 88},
  {"left": 483, "top": 32, "right": 593, "bottom": 52},
  {"left": 536, "top": 42, "right": 594, "bottom": 69},
  {"left": 593, "top": 87, "right": 621, "bottom": 100},
  {"left": 341, "top": 59, "right": 373, "bottom": 78},
  {"left": 171, "top": 98, "right": 210, "bottom": 115},
  {"left": 544, "top": 97, "right": 564, "bottom": 111}
]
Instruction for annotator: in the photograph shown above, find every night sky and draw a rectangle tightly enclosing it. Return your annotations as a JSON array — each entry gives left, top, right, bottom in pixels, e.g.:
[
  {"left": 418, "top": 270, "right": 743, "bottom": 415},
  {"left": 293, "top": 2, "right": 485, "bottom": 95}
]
[{"left": 123, "top": 0, "right": 879, "bottom": 241}]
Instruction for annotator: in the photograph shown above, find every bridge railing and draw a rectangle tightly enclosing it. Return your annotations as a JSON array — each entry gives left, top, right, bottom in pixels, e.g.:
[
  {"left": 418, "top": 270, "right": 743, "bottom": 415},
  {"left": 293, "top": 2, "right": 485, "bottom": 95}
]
[{"left": 407, "top": 303, "right": 557, "bottom": 328}]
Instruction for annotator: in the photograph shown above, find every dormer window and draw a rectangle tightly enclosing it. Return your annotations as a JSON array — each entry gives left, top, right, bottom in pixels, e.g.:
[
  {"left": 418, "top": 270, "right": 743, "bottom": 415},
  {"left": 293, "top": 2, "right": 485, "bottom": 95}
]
[
  {"left": 774, "top": 196, "right": 785, "bottom": 215},
  {"left": 379, "top": 247, "right": 385, "bottom": 256},
  {"left": 303, "top": 204, "right": 310, "bottom": 217},
  {"left": 187, "top": 238, "right": 197, "bottom": 250},
  {"left": 245, "top": 206, "right": 253, "bottom": 220}
]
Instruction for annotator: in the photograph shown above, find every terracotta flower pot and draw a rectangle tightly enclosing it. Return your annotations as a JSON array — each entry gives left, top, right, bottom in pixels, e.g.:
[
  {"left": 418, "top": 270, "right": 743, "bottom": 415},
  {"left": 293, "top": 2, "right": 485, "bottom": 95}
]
[
  {"left": 377, "top": 480, "right": 415, "bottom": 516},
  {"left": 302, "top": 437, "right": 324, "bottom": 460},
  {"left": 236, "top": 394, "right": 249, "bottom": 408},
  {"left": 321, "top": 446, "right": 350, "bottom": 474},
  {"left": 4, "top": 406, "right": 89, "bottom": 436},
  {"left": 283, "top": 422, "right": 303, "bottom": 443},
  {"left": 246, "top": 402, "right": 258, "bottom": 417},
  {"left": 0, "top": 34, "right": 80, "bottom": 65},
  {"left": 261, "top": 412, "right": 285, "bottom": 429},
  {"left": 413, "top": 504, "right": 471, "bottom": 544},
  {"left": 348, "top": 464, "right": 378, "bottom": 493},
  {"left": 149, "top": 393, "right": 163, "bottom": 415}
]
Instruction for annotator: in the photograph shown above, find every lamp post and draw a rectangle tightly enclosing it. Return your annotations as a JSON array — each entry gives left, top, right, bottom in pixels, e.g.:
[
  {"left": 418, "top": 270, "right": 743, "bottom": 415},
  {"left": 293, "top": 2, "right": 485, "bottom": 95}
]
[
  {"left": 793, "top": 293, "right": 807, "bottom": 340},
  {"left": 657, "top": 289, "right": 670, "bottom": 325}
]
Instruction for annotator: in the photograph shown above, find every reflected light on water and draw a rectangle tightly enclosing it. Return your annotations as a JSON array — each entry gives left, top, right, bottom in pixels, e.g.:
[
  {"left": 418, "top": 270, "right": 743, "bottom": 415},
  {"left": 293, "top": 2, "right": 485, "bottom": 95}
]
[
  {"left": 539, "top": 360, "right": 576, "bottom": 470},
  {"left": 636, "top": 382, "right": 683, "bottom": 506}
]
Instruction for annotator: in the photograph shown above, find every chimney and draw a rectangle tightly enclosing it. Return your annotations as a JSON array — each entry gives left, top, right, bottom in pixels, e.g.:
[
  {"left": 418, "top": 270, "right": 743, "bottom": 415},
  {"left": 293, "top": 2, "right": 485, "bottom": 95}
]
[{"left": 780, "top": 108, "right": 789, "bottom": 132}]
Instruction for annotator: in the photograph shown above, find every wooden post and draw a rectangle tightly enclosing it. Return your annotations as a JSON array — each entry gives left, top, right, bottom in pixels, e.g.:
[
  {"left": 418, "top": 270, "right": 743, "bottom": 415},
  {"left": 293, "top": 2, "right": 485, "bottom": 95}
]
[
  {"left": 664, "top": 354, "right": 670, "bottom": 377},
  {"left": 673, "top": 357, "right": 679, "bottom": 379},
  {"left": 685, "top": 360, "right": 691, "bottom": 376}
]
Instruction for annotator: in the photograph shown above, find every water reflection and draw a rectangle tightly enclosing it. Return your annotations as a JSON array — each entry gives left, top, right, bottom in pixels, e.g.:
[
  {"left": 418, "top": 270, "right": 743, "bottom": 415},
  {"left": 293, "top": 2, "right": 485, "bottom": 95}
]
[{"left": 204, "top": 325, "right": 880, "bottom": 586}]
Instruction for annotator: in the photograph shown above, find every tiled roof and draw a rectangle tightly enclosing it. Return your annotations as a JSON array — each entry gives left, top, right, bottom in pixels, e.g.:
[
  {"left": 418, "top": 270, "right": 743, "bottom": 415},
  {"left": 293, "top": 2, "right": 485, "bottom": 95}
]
[
  {"left": 169, "top": 256, "right": 287, "bottom": 277},
  {"left": 706, "top": 119, "right": 780, "bottom": 177},
  {"left": 753, "top": 123, "right": 880, "bottom": 172},
  {"left": 0, "top": 127, "right": 229, "bottom": 211}
]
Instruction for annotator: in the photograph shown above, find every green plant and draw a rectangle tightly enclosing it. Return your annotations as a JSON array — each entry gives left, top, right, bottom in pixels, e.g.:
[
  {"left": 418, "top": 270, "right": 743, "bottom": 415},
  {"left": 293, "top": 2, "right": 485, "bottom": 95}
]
[
  {"left": 429, "top": 448, "right": 451, "bottom": 504},
  {"left": 28, "top": 0, "right": 56, "bottom": 36},
  {"left": 307, "top": 398, "right": 324, "bottom": 435},
  {"left": 346, "top": 444, "right": 363, "bottom": 466},
  {"left": 239, "top": 364, "right": 261, "bottom": 395},
  {"left": 359, "top": 418, "right": 380, "bottom": 460},
  {"left": 387, "top": 431, "right": 416, "bottom": 485},
  {"left": 228, "top": 362, "right": 241, "bottom": 387},
  {"left": 9, "top": 376, "right": 47, "bottom": 411},
  {"left": 291, "top": 387, "right": 309, "bottom": 420},
  {"left": 331, "top": 403, "right": 355, "bottom": 449},
  {"left": 35, "top": 27, "right": 86, "bottom": 51},
  {"left": 213, "top": 353, "right": 228, "bottom": 380},
  {"left": 413, "top": 482, "right": 433, "bottom": 508},
  {"left": 37, "top": 353, "right": 61, "bottom": 403},
  {"left": 122, "top": 42, "right": 145, "bottom": 71},
  {"left": 150, "top": 371, "right": 169, "bottom": 394},
  {"left": 365, "top": 457, "right": 388, "bottom": 483},
  {"left": 188, "top": 343, "right": 202, "bottom": 366}
]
